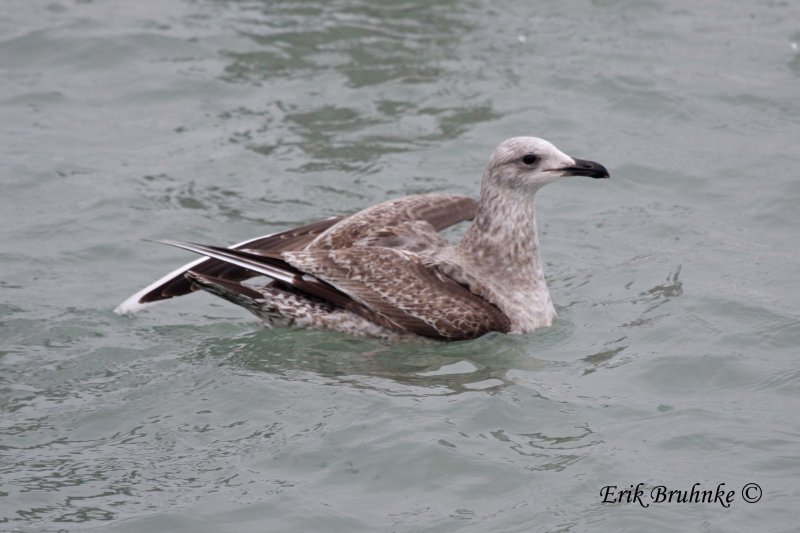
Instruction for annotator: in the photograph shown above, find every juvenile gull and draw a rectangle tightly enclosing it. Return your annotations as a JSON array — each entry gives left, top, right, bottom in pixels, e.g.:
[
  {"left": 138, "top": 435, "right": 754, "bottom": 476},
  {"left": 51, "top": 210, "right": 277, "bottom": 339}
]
[{"left": 116, "top": 137, "right": 609, "bottom": 340}]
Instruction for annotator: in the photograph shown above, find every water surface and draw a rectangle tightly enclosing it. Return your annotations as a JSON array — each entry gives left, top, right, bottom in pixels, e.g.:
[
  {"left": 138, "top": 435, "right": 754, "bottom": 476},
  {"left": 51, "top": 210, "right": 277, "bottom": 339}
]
[{"left": 2, "top": 0, "right": 800, "bottom": 531}]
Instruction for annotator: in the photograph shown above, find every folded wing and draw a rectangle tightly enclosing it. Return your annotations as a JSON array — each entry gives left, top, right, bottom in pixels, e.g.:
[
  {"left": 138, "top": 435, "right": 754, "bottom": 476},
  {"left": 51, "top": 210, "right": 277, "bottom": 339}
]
[
  {"left": 146, "top": 240, "right": 510, "bottom": 340},
  {"left": 116, "top": 193, "right": 477, "bottom": 314}
]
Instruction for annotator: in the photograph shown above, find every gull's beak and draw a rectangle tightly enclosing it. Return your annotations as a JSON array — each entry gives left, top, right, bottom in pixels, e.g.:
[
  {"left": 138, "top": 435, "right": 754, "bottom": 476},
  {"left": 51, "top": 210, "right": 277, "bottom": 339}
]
[{"left": 560, "top": 158, "right": 610, "bottom": 179}]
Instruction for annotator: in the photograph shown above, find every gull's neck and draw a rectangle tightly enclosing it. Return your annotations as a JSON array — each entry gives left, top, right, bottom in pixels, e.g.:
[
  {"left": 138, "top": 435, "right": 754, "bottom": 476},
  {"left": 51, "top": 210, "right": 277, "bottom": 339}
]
[
  {"left": 453, "top": 176, "right": 556, "bottom": 332},
  {"left": 459, "top": 184, "right": 545, "bottom": 284}
]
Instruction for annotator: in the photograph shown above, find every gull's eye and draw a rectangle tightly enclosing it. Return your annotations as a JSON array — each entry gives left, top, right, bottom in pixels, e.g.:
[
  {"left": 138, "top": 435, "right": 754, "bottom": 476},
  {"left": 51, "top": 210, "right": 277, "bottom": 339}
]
[{"left": 522, "top": 154, "right": 539, "bottom": 165}]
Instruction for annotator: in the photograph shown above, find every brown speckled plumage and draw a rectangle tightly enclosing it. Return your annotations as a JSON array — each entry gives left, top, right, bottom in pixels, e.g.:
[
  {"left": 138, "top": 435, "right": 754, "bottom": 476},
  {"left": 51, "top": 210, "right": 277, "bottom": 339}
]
[{"left": 116, "top": 137, "right": 609, "bottom": 340}]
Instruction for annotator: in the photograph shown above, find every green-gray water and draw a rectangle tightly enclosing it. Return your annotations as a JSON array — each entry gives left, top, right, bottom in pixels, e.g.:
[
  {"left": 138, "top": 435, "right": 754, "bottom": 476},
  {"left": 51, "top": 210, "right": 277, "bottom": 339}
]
[{"left": 2, "top": 1, "right": 799, "bottom": 531}]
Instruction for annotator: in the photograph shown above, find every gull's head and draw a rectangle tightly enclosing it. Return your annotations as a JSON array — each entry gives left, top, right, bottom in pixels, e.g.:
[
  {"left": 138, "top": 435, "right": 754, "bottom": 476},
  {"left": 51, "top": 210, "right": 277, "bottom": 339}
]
[{"left": 484, "top": 137, "right": 609, "bottom": 192}]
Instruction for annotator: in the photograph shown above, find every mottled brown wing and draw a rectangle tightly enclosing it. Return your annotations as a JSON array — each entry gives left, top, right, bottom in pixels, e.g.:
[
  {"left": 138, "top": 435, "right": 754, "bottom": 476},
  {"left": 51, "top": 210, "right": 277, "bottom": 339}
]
[
  {"left": 307, "top": 194, "right": 477, "bottom": 251},
  {"left": 282, "top": 247, "right": 510, "bottom": 340},
  {"left": 118, "top": 194, "right": 476, "bottom": 313},
  {"left": 119, "top": 217, "right": 344, "bottom": 310}
]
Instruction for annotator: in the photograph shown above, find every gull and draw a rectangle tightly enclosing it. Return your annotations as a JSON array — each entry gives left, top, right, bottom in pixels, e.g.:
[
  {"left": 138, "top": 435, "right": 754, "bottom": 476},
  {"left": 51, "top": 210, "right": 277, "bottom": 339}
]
[{"left": 116, "top": 137, "right": 609, "bottom": 340}]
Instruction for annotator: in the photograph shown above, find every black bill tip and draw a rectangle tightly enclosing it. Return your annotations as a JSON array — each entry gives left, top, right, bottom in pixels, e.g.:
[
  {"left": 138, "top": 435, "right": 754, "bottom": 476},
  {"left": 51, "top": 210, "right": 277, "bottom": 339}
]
[{"left": 560, "top": 158, "right": 610, "bottom": 179}]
